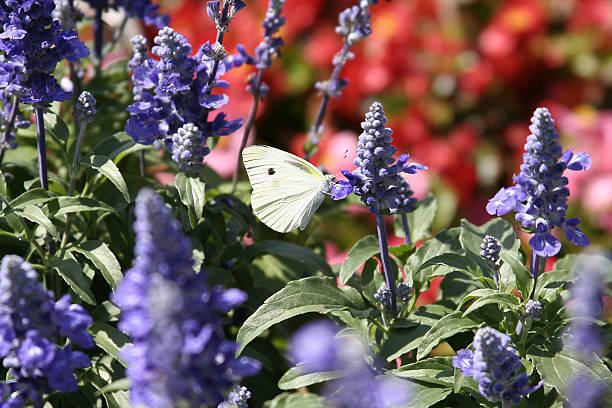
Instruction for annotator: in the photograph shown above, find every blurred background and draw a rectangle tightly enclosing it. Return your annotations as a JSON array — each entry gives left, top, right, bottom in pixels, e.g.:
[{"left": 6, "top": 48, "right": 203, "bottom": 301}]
[{"left": 99, "top": 0, "right": 612, "bottom": 261}]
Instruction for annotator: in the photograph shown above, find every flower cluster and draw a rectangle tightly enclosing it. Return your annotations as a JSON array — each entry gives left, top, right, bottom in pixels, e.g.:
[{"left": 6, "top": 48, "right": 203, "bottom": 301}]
[
  {"left": 374, "top": 282, "right": 411, "bottom": 309},
  {"left": 73, "top": 91, "right": 97, "bottom": 124},
  {"left": 236, "top": 0, "right": 286, "bottom": 97},
  {"left": 218, "top": 386, "right": 251, "bottom": 408},
  {"left": 486, "top": 108, "right": 591, "bottom": 257},
  {"left": 524, "top": 299, "right": 542, "bottom": 321},
  {"left": 171, "top": 123, "right": 208, "bottom": 173},
  {"left": 0, "top": 255, "right": 94, "bottom": 407},
  {"left": 332, "top": 102, "right": 426, "bottom": 214},
  {"left": 82, "top": 0, "right": 168, "bottom": 28},
  {"left": 391, "top": 179, "right": 418, "bottom": 214},
  {"left": 0, "top": 0, "right": 89, "bottom": 104},
  {"left": 480, "top": 235, "right": 501, "bottom": 264},
  {"left": 290, "top": 320, "right": 411, "bottom": 408},
  {"left": 125, "top": 27, "right": 244, "bottom": 171},
  {"left": 113, "top": 188, "right": 260, "bottom": 408},
  {"left": 453, "top": 327, "right": 542, "bottom": 405}
]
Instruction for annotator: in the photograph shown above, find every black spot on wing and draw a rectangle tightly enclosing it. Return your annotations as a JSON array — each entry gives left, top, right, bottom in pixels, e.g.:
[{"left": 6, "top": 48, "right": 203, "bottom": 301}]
[{"left": 268, "top": 168, "right": 275, "bottom": 175}]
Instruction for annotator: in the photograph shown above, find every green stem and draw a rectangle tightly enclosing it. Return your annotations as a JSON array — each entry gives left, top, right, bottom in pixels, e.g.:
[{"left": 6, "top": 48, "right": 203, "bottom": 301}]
[
  {"left": 231, "top": 68, "right": 264, "bottom": 193},
  {"left": 69, "top": 121, "right": 87, "bottom": 196},
  {"left": 401, "top": 213, "right": 411, "bottom": 245}
]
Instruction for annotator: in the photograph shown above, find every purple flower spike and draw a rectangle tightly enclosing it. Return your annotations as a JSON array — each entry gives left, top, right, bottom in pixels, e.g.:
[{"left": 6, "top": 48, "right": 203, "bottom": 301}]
[
  {"left": 456, "top": 327, "right": 542, "bottom": 405},
  {"left": 0, "top": 255, "right": 93, "bottom": 406},
  {"left": 113, "top": 188, "right": 260, "bottom": 408},
  {"left": 529, "top": 232, "right": 562, "bottom": 257}
]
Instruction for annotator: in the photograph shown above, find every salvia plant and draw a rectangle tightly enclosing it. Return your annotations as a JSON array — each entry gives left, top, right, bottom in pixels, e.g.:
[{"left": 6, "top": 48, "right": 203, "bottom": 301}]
[{"left": 0, "top": 1, "right": 609, "bottom": 408}]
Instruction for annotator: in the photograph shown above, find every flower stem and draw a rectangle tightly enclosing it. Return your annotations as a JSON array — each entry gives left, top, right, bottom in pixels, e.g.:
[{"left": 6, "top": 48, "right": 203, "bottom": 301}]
[
  {"left": 139, "top": 150, "right": 146, "bottom": 177},
  {"left": 304, "top": 42, "right": 351, "bottom": 161},
  {"left": 0, "top": 96, "right": 21, "bottom": 166},
  {"left": 35, "top": 106, "right": 48, "bottom": 191},
  {"left": 93, "top": 7, "right": 104, "bottom": 74},
  {"left": 68, "top": 121, "right": 87, "bottom": 196},
  {"left": 401, "top": 213, "right": 411, "bottom": 246},
  {"left": 375, "top": 213, "right": 397, "bottom": 317},
  {"left": 231, "top": 69, "right": 264, "bottom": 192},
  {"left": 529, "top": 253, "right": 546, "bottom": 300}
]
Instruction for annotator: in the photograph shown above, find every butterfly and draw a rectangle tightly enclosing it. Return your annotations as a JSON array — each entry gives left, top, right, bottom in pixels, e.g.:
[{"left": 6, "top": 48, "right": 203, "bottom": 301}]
[{"left": 242, "top": 145, "right": 336, "bottom": 233}]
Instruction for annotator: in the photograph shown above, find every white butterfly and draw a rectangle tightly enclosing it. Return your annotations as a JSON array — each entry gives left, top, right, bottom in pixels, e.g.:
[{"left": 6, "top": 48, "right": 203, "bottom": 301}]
[{"left": 242, "top": 145, "right": 335, "bottom": 233}]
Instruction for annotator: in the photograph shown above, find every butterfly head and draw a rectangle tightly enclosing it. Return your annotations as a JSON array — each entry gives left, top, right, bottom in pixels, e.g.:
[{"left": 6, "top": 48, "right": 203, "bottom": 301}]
[{"left": 322, "top": 174, "right": 336, "bottom": 193}]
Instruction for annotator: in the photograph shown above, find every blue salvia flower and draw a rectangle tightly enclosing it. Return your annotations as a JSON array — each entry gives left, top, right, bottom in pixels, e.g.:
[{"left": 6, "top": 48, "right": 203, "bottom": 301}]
[
  {"left": 486, "top": 108, "right": 591, "bottom": 257},
  {"left": 113, "top": 188, "right": 260, "bottom": 408},
  {"left": 236, "top": 0, "right": 286, "bottom": 96},
  {"left": 303, "top": 0, "right": 379, "bottom": 158},
  {"left": 392, "top": 179, "right": 418, "bottom": 214},
  {"left": 331, "top": 102, "right": 425, "bottom": 317},
  {"left": 397, "top": 282, "right": 411, "bottom": 302},
  {"left": 0, "top": 255, "right": 93, "bottom": 407},
  {"left": 373, "top": 284, "right": 392, "bottom": 309},
  {"left": 218, "top": 386, "right": 252, "bottom": 408},
  {"left": 524, "top": 299, "right": 542, "bottom": 321},
  {"left": 333, "top": 102, "right": 426, "bottom": 214},
  {"left": 126, "top": 27, "right": 243, "bottom": 161},
  {"left": 564, "top": 254, "right": 610, "bottom": 407},
  {"left": 480, "top": 235, "right": 501, "bottom": 264},
  {"left": 74, "top": 91, "right": 97, "bottom": 124},
  {"left": 290, "top": 320, "right": 412, "bottom": 408},
  {"left": 453, "top": 327, "right": 543, "bottom": 405},
  {"left": 171, "top": 123, "right": 208, "bottom": 173},
  {"left": 0, "top": 0, "right": 90, "bottom": 104}
]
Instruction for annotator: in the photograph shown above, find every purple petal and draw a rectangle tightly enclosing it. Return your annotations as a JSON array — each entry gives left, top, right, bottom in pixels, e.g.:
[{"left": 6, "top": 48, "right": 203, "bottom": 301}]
[
  {"left": 452, "top": 349, "right": 475, "bottom": 377},
  {"left": 563, "top": 218, "right": 590, "bottom": 247},
  {"left": 486, "top": 187, "right": 519, "bottom": 216},
  {"left": 529, "top": 232, "right": 562, "bottom": 257},
  {"left": 331, "top": 180, "right": 353, "bottom": 200},
  {"left": 402, "top": 162, "right": 428, "bottom": 174},
  {"left": 567, "top": 151, "right": 592, "bottom": 171}
]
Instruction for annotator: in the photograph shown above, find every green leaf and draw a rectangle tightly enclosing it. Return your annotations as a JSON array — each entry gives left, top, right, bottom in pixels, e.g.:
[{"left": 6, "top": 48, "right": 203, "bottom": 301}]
[
  {"left": 48, "top": 196, "right": 115, "bottom": 216},
  {"left": 88, "top": 132, "right": 148, "bottom": 162},
  {"left": 500, "top": 252, "right": 532, "bottom": 299},
  {"left": 96, "top": 378, "right": 131, "bottom": 395},
  {"left": 406, "top": 382, "right": 453, "bottom": 408},
  {"left": 263, "top": 392, "right": 330, "bottom": 408},
  {"left": 417, "top": 311, "right": 483, "bottom": 360},
  {"left": 406, "top": 228, "right": 462, "bottom": 289},
  {"left": 416, "top": 253, "right": 471, "bottom": 276},
  {"left": 80, "top": 154, "right": 130, "bottom": 202},
  {"left": 394, "top": 356, "right": 455, "bottom": 387},
  {"left": 175, "top": 173, "right": 206, "bottom": 226},
  {"left": 278, "top": 365, "right": 342, "bottom": 390},
  {"left": 91, "top": 301, "right": 121, "bottom": 323},
  {"left": 461, "top": 293, "right": 520, "bottom": 317},
  {"left": 9, "top": 188, "right": 53, "bottom": 210},
  {"left": 528, "top": 346, "right": 612, "bottom": 393},
  {"left": 340, "top": 235, "right": 379, "bottom": 285},
  {"left": 380, "top": 304, "right": 455, "bottom": 361},
  {"left": 73, "top": 240, "right": 123, "bottom": 289},
  {"left": 49, "top": 254, "right": 96, "bottom": 305},
  {"left": 44, "top": 111, "right": 70, "bottom": 143},
  {"left": 394, "top": 193, "right": 437, "bottom": 242},
  {"left": 89, "top": 322, "right": 130, "bottom": 366},
  {"left": 238, "top": 241, "right": 333, "bottom": 277},
  {"left": 360, "top": 258, "right": 386, "bottom": 306},
  {"left": 457, "top": 288, "right": 498, "bottom": 309},
  {"left": 236, "top": 277, "right": 365, "bottom": 354},
  {"left": 18, "top": 204, "right": 59, "bottom": 240}
]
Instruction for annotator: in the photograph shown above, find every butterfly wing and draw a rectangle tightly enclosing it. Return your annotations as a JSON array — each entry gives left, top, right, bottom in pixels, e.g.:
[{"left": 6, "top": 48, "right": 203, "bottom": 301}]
[{"left": 242, "top": 145, "right": 327, "bottom": 233}]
